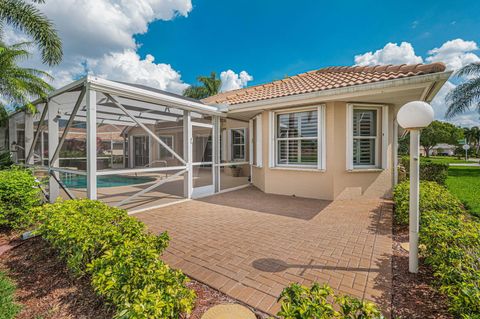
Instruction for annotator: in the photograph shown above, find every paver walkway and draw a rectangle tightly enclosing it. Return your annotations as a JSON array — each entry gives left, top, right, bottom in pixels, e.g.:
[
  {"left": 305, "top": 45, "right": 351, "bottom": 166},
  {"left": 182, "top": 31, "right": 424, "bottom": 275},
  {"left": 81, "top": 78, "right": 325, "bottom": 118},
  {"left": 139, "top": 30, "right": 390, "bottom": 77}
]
[{"left": 135, "top": 187, "right": 392, "bottom": 316}]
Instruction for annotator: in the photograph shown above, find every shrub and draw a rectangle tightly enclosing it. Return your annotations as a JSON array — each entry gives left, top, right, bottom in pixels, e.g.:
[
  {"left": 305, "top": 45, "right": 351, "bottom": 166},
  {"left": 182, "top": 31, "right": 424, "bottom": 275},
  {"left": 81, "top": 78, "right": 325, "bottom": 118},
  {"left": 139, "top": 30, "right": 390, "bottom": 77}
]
[
  {"left": 0, "top": 151, "right": 13, "bottom": 169},
  {"left": 400, "top": 157, "right": 449, "bottom": 184},
  {"left": 275, "top": 283, "right": 384, "bottom": 319},
  {"left": 393, "top": 181, "right": 463, "bottom": 225},
  {"left": 0, "top": 270, "right": 21, "bottom": 319},
  {"left": 420, "top": 211, "right": 480, "bottom": 317},
  {"left": 393, "top": 180, "right": 480, "bottom": 317},
  {"left": 0, "top": 166, "right": 42, "bottom": 229},
  {"left": 35, "top": 199, "right": 195, "bottom": 318}
]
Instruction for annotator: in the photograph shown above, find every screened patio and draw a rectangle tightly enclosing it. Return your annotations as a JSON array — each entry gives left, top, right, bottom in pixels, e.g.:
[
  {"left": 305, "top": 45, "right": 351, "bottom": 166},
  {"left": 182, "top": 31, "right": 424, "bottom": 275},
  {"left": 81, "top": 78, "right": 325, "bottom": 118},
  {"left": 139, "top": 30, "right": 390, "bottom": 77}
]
[{"left": 9, "top": 76, "right": 251, "bottom": 212}]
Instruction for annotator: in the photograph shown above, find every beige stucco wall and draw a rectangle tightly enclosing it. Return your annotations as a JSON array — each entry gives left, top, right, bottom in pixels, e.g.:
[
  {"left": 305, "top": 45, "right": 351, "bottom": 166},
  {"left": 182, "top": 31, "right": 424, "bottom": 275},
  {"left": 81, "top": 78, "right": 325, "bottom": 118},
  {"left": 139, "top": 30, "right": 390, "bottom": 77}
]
[{"left": 252, "top": 101, "right": 394, "bottom": 201}]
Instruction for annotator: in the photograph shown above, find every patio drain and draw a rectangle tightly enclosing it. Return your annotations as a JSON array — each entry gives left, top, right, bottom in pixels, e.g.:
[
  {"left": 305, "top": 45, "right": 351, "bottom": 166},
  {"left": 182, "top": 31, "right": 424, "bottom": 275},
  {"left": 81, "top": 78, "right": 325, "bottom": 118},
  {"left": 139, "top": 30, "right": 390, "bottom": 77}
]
[{"left": 201, "top": 304, "right": 256, "bottom": 319}]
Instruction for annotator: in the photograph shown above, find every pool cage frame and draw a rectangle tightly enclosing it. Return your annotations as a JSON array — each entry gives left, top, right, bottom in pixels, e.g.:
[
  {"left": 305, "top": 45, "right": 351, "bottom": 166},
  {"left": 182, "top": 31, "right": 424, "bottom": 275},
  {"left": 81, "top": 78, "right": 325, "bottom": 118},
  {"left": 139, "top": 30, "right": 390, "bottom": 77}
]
[{"left": 9, "top": 76, "right": 249, "bottom": 209}]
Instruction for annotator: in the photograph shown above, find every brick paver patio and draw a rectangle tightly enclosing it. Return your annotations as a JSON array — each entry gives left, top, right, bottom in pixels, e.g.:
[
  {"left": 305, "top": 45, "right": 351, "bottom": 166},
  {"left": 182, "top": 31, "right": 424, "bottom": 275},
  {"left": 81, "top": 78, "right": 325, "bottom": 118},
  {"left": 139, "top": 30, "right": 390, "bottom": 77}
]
[{"left": 135, "top": 187, "right": 392, "bottom": 316}]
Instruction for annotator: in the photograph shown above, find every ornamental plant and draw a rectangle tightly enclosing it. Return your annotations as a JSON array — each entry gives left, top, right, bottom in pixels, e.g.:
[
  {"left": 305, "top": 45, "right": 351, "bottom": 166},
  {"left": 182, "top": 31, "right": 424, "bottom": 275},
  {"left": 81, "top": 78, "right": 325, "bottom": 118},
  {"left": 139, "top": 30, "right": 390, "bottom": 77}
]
[
  {"left": 0, "top": 166, "right": 42, "bottom": 229},
  {"left": 400, "top": 157, "right": 449, "bottom": 184},
  {"left": 393, "top": 180, "right": 480, "bottom": 317},
  {"left": 393, "top": 181, "right": 463, "bottom": 225},
  {"left": 275, "top": 283, "right": 383, "bottom": 319},
  {"left": 34, "top": 199, "right": 195, "bottom": 318}
]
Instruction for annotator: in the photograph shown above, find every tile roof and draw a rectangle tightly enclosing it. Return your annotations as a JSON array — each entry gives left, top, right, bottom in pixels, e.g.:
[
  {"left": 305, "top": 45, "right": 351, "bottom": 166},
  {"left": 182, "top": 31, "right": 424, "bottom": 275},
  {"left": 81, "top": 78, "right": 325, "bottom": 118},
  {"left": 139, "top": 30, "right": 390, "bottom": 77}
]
[{"left": 203, "top": 63, "right": 447, "bottom": 105}]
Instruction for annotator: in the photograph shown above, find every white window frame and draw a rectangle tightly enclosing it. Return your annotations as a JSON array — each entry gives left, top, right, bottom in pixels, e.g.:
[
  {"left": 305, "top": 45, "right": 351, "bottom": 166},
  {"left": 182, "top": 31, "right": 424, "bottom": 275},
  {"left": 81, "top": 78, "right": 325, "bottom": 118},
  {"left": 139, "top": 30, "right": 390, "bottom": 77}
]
[
  {"left": 268, "top": 105, "right": 326, "bottom": 170},
  {"left": 346, "top": 104, "right": 388, "bottom": 170},
  {"left": 230, "top": 128, "right": 247, "bottom": 161},
  {"left": 249, "top": 114, "right": 263, "bottom": 167},
  {"left": 158, "top": 135, "right": 174, "bottom": 159}
]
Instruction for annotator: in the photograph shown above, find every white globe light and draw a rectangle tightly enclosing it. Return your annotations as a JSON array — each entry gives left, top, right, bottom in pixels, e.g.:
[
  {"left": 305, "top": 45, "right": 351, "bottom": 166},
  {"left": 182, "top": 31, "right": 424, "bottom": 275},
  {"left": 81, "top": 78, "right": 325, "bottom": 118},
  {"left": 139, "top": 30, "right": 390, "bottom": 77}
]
[{"left": 397, "top": 101, "right": 434, "bottom": 129}]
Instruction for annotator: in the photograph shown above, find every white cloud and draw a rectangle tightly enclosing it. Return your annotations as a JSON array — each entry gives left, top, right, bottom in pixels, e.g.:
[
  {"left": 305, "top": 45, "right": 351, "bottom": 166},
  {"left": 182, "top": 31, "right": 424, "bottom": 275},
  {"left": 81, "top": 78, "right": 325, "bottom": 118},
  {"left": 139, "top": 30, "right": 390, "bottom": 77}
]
[
  {"left": 353, "top": 39, "right": 480, "bottom": 127},
  {"left": 90, "top": 50, "right": 188, "bottom": 94},
  {"left": 6, "top": 0, "right": 193, "bottom": 91},
  {"left": 220, "top": 70, "right": 253, "bottom": 92},
  {"left": 426, "top": 39, "right": 480, "bottom": 70},
  {"left": 354, "top": 42, "right": 423, "bottom": 66}
]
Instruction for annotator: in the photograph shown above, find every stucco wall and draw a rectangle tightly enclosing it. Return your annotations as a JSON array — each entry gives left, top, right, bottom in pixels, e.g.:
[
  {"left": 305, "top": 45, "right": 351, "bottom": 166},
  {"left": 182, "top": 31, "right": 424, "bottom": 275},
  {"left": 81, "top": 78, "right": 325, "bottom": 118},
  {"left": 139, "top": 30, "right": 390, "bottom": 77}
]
[{"left": 252, "top": 101, "right": 394, "bottom": 200}]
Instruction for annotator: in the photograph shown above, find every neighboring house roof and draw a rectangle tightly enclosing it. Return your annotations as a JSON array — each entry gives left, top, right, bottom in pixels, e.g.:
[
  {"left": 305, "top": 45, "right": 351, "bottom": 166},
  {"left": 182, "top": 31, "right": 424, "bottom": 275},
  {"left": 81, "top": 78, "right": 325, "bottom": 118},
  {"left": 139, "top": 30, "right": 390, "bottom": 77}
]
[{"left": 203, "top": 63, "right": 447, "bottom": 106}]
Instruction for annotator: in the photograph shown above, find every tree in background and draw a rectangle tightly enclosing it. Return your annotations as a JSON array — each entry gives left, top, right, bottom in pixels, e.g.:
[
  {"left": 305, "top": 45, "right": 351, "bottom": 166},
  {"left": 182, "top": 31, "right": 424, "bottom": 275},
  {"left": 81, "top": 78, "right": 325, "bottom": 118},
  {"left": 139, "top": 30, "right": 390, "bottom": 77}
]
[
  {"left": 183, "top": 72, "right": 221, "bottom": 99},
  {"left": 446, "top": 63, "right": 480, "bottom": 118},
  {"left": 464, "top": 126, "right": 480, "bottom": 157},
  {"left": 0, "top": 42, "right": 53, "bottom": 125},
  {"left": 0, "top": 0, "right": 63, "bottom": 66},
  {"left": 420, "top": 120, "right": 464, "bottom": 157}
]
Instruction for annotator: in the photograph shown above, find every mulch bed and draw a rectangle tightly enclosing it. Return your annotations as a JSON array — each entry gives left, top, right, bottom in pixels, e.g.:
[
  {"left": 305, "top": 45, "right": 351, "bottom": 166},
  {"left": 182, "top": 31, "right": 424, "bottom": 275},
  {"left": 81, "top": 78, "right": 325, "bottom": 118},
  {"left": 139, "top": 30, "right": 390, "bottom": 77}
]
[
  {"left": 0, "top": 233, "right": 255, "bottom": 319},
  {"left": 391, "top": 223, "right": 453, "bottom": 319}
]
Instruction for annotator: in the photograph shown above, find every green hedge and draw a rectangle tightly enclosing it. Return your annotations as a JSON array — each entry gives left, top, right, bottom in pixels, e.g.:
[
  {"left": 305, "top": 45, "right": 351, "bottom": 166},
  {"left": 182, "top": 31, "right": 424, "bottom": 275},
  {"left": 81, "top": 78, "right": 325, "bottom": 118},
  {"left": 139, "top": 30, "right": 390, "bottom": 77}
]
[
  {"left": 400, "top": 156, "right": 449, "bottom": 184},
  {"left": 0, "top": 270, "right": 20, "bottom": 319},
  {"left": 393, "top": 181, "right": 480, "bottom": 317},
  {"left": 34, "top": 199, "right": 195, "bottom": 318},
  {"left": 0, "top": 166, "right": 42, "bottom": 229},
  {"left": 420, "top": 210, "right": 480, "bottom": 316},
  {"left": 275, "top": 283, "right": 383, "bottom": 319},
  {"left": 393, "top": 181, "right": 463, "bottom": 225}
]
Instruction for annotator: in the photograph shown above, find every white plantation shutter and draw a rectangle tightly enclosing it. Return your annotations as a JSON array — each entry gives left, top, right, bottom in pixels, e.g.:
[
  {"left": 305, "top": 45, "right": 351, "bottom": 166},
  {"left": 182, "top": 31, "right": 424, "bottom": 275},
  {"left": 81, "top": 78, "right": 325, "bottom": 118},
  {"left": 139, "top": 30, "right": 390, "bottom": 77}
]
[
  {"left": 352, "top": 109, "right": 377, "bottom": 166},
  {"left": 347, "top": 104, "right": 387, "bottom": 169},
  {"left": 276, "top": 111, "right": 318, "bottom": 166},
  {"left": 255, "top": 114, "right": 263, "bottom": 167}
]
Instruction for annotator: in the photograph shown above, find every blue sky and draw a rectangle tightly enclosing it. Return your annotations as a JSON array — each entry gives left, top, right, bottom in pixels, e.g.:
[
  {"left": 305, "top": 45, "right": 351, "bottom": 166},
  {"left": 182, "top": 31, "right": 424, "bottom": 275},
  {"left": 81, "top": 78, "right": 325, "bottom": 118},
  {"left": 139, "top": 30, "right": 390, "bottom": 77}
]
[
  {"left": 8, "top": 0, "right": 480, "bottom": 126},
  {"left": 136, "top": 0, "right": 480, "bottom": 86}
]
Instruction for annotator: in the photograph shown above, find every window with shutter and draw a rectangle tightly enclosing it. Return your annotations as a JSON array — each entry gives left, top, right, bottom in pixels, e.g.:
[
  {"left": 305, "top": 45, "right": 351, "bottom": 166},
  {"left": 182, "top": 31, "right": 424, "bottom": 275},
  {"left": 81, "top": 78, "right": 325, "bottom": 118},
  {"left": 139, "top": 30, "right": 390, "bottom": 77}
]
[
  {"left": 352, "top": 108, "right": 379, "bottom": 167},
  {"left": 276, "top": 110, "right": 318, "bottom": 166}
]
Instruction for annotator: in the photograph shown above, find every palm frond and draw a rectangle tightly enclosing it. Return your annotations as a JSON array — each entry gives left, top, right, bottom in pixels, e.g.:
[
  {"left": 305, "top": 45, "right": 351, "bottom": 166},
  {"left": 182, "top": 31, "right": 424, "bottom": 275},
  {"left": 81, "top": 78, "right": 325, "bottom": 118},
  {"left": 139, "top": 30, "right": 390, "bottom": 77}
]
[
  {"left": 0, "top": 41, "right": 53, "bottom": 110},
  {"left": 454, "top": 63, "right": 480, "bottom": 78},
  {"left": 446, "top": 77, "right": 480, "bottom": 118},
  {"left": 0, "top": 0, "right": 62, "bottom": 66}
]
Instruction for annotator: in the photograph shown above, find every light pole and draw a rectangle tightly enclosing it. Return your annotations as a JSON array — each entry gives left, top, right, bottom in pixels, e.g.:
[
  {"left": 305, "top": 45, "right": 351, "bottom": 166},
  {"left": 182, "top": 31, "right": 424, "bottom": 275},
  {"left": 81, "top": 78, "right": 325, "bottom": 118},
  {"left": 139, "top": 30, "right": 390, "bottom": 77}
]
[{"left": 397, "top": 101, "right": 434, "bottom": 273}]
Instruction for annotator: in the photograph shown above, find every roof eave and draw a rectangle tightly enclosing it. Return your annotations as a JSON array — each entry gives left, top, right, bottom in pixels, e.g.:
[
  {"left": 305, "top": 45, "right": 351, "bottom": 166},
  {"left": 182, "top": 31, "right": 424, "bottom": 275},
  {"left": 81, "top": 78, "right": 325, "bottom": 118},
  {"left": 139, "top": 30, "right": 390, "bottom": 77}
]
[{"left": 221, "top": 71, "right": 453, "bottom": 113}]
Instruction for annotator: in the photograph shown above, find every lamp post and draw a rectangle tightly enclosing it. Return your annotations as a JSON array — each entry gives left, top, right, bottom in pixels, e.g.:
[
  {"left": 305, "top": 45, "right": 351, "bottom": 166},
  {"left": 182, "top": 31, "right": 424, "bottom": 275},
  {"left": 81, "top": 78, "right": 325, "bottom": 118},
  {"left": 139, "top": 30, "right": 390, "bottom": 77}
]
[{"left": 397, "top": 101, "right": 434, "bottom": 273}]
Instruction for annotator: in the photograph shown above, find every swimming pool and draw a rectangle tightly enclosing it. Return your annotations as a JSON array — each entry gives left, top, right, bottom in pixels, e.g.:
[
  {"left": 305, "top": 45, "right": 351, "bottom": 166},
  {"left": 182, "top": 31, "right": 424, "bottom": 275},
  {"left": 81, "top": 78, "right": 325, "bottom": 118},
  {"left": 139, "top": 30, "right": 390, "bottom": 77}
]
[{"left": 61, "top": 174, "right": 156, "bottom": 189}]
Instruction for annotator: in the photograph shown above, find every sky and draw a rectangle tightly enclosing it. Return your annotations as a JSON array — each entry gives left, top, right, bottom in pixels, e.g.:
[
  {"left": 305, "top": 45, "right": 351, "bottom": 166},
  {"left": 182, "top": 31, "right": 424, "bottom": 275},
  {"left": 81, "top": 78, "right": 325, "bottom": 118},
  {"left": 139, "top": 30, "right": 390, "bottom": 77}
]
[{"left": 6, "top": 0, "right": 480, "bottom": 126}]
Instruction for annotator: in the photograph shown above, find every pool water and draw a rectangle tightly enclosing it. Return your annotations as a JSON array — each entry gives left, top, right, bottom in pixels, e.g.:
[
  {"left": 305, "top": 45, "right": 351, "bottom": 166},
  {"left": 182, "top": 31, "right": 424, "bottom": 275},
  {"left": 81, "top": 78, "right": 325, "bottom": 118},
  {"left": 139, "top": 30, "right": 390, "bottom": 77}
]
[{"left": 61, "top": 174, "right": 156, "bottom": 189}]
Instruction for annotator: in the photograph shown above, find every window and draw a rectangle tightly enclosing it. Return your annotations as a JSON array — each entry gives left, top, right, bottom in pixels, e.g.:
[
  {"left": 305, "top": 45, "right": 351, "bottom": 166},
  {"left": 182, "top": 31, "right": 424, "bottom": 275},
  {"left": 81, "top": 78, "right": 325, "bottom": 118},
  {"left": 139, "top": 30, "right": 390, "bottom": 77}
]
[
  {"left": 271, "top": 107, "right": 325, "bottom": 169},
  {"left": 158, "top": 135, "right": 174, "bottom": 159},
  {"left": 352, "top": 109, "right": 378, "bottom": 167},
  {"left": 231, "top": 129, "right": 246, "bottom": 161},
  {"left": 347, "top": 104, "right": 388, "bottom": 170}
]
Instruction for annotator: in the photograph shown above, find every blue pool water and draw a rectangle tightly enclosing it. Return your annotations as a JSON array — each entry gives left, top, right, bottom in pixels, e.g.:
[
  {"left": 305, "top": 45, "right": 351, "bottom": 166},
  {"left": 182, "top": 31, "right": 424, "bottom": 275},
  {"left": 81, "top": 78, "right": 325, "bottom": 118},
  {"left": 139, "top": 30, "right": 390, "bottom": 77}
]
[{"left": 61, "top": 175, "right": 156, "bottom": 189}]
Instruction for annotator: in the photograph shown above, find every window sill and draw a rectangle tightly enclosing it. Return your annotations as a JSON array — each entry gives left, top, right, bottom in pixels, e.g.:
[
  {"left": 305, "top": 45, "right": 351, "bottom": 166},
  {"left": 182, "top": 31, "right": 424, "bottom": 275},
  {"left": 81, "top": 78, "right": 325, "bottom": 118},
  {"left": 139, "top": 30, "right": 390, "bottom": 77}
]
[
  {"left": 270, "top": 166, "right": 326, "bottom": 172},
  {"left": 347, "top": 168, "right": 384, "bottom": 173}
]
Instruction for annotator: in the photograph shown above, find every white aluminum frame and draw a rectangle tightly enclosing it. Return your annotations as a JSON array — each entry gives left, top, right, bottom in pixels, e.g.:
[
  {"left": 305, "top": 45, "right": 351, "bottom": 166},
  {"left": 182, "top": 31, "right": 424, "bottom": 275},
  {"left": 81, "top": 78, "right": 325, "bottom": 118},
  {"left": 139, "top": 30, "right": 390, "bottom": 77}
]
[{"left": 13, "top": 76, "right": 226, "bottom": 208}]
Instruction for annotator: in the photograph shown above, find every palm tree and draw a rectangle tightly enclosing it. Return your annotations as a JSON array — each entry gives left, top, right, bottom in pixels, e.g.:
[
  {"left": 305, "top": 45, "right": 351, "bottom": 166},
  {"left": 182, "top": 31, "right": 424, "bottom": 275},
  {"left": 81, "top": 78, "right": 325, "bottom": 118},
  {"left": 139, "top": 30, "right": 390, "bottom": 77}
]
[
  {"left": 0, "top": 0, "right": 62, "bottom": 66},
  {"left": 465, "top": 126, "right": 480, "bottom": 157},
  {"left": 446, "top": 63, "right": 480, "bottom": 118},
  {"left": 183, "top": 72, "right": 221, "bottom": 99},
  {"left": 0, "top": 41, "right": 53, "bottom": 125}
]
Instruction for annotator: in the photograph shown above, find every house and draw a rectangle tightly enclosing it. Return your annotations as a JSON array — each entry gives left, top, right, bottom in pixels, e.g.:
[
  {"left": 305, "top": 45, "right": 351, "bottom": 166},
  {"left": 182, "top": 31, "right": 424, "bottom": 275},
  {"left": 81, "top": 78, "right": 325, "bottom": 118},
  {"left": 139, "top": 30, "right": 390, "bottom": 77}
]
[
  {"left": 8, "top": 62, "right": 451, "bottom": 210},
  {"left": 421, "top": 143, "right": 456, "bottom": 156},
  {"left": 202, "top": 63, "right": 450, "bottom": 200}
]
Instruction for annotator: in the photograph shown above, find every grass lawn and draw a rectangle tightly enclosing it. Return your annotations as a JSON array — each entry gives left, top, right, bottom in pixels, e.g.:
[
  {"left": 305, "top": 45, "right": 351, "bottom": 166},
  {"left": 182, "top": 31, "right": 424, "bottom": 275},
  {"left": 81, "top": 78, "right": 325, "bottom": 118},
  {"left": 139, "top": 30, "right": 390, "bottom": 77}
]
[{"left": 446, "top": 166, "right": 480, "bottom": 217}]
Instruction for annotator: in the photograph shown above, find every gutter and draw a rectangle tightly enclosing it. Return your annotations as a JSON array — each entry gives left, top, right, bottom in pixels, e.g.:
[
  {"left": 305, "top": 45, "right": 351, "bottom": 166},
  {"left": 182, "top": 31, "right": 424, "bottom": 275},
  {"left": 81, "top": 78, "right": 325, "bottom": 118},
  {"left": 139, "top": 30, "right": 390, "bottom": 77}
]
[{"left": 223, "top": 71, "right": 453, "bottom": 113}]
